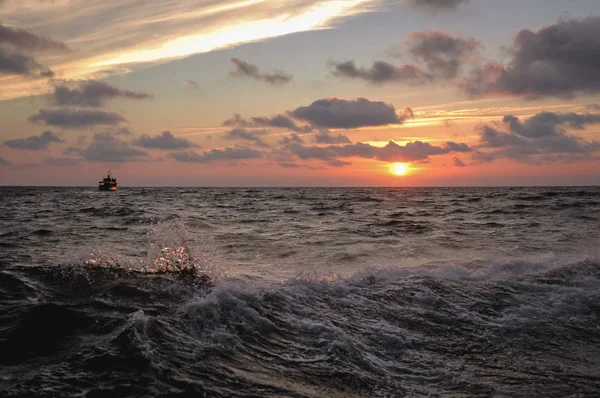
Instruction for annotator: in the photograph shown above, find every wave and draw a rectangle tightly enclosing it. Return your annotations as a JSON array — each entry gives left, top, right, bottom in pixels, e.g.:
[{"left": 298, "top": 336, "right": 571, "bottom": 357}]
[{"left": 2, "top": 254, "right": 600, "bottom": 396}]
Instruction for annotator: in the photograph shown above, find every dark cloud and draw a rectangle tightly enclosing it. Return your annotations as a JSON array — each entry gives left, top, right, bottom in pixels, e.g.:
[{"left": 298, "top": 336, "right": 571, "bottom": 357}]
[
  {"left": 169, "top": 147, "right": 264, "bottom": 163},
  {"left": 0, "top": 156, "right": 10, "bottom": 166},
  {"left": 66, "top": 132, "right": 148, "bottom": 162},
  {"left": 0, "top": 25, "right": 68, "bottom": 77},
  {"left": 63, "top": 146, "right": 83, "bottom": 156},
  {"left": 464, "top": 17, "right": 600, "bottom": 99},
  {"left": 52, "top": 80, "right": 152, "bottom": 107},
  {"left": 224, "top": 128, "right": 270, "bottom": 148},
  {"left": 472, "top": 151, "right": 496, "bottom": 163},
  {"left": 3, "top": 130, "right": 63, "bottom": 150},
  {"left": 407, "top": 0, "right": 470, "bottom": 12},
  {"left": 229, "top": 58, "right": 293, "bottom": 85},
  {"left": 0, "top": 50, "right": 54, "bottom": 77},
  {"left": 224, "top": 113, "right": 310, "bottom": 133},
  {"left": 314, "top": 130, "right": 352, "bottom": 144},
  {"left": 279, "top": 133, "right": 305, "bottom": 145},
  {"left": 452, "top": 157, "right": 466, "bottom": 167},
  {"left": 28, "top": 109, "right": 127, "bottom": 128},
  {"left": 291, "top": 97, "right": 413, "bottom": 129},
  {"left": 332, "top": 31, "right": 477, "bottom": 85},
  {"left": 0, "top": 24, "right": 69, "bottom": 52},
  {"left": 406, "top": 31, "right": 479, "bottom": 79},
  {"left": 43, "top": 156, "right": 80, "bottom": 166},
  {"left": 277, "top": 161, "right": 302, "bottom": 168},
  {"left": 475, "top": 112, "right": 600, "bottom": 163},
  {"left": 478, "top": 125, "right": 527, "bottom": 148},
  {"left": 288, "top": 139, "right": 470, "bottom": 163},
  {"left": 330, "top": 60, "right": 432, "bottom": 85},
  {"left": 132, "top": 131, "right": 198, "bottom": 150},
  {"left": 444, "top": 141, "right": 471, "bottom": 152},
  {"left": 113, "top": 127, "right": 134, "bottom": 136},
  {"left": 225, "top": 98, "right": 412, "bottom": 134}
]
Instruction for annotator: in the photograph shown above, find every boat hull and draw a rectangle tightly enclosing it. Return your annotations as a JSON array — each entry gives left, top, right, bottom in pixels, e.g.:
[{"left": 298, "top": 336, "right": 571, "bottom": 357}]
[{"left": 99, "top": 184, "right": 117, "bottom": 191}]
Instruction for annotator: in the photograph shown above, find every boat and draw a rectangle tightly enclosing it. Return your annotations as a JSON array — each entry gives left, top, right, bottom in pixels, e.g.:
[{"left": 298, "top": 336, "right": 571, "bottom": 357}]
[{"left": 98, "top": 171, "right": 117, "bottom": 191}]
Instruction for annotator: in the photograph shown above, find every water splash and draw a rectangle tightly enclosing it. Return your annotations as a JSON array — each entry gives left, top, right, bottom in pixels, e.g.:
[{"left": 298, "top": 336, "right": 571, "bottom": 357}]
[{"left": 66, "top": 221, "right": 227, "bottom": 282}]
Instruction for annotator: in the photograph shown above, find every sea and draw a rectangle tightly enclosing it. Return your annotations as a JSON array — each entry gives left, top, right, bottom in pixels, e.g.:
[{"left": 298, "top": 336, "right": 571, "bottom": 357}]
[{"left": 1, "top": 186, "right": 600, "bottom": 397}]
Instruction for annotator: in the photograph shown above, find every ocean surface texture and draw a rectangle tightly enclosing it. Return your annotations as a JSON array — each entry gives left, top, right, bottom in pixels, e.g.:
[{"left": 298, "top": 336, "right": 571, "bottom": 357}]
[{"left": 1, "top": 186, "right": 600, "bottom": 397}]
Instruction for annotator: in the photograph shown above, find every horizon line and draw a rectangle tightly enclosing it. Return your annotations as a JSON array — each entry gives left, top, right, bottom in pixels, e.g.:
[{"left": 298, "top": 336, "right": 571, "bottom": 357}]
[{"left": 1, "top": 185, "right": 598, "bottom": 189}]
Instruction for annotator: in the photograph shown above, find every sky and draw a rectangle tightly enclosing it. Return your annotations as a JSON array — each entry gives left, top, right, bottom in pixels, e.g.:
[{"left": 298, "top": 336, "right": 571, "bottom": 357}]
[{"left": 0, "top": 0, "right": 600, "bottom": 186}]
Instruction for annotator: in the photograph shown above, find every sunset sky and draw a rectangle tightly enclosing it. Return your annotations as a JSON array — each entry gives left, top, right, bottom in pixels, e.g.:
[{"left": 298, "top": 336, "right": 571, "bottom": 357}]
[{"left": 1, "top": 0, "right": 599, "bottom": 186}]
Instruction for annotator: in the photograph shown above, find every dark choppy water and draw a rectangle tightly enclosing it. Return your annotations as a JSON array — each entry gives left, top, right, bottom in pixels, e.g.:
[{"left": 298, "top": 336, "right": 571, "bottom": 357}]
[{"left": 1, "top": 186, "right": 600, "bottom": 397}]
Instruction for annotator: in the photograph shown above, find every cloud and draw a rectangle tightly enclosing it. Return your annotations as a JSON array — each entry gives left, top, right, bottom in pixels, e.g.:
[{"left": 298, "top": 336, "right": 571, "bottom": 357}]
[
  {"left": 224, "top": 128, "right": 270, "bottom": 148},
  {"left": 326, "top": 159, "right": 352, "bottom": 167},
  {"left": 291, "top": 97, "right": 413, "bottom": 128},
  {"left": 330, "top": 60, "right": 431, "bottom": 85},
  {"left": 314, "top": 130, "right": 352, "bottom": 144},
  {"left": 464, "top": 17, "right": 600, "bottom": 99},
  {"left": 288, "top": 139, "right": 470, "bottom": 163},
  {"left": 0, "top": 24, "right": 68, "bottom": 78},
  {"left": 277, "top": 161, "right": 302, "bottom": 168},
  {"left": 444, "top": 141, "right": 471, "bottom": 152},
  {"left": 132, "top": 131, "right": 198, "bottom": 150},
  {"left": 0, "top": 50, "right": 54, "bottom": 77},
  {"left": 0, "top": 1, "right": 377, "bottom": 100},
  {"left": 43, "top": 156, "right": 80, "bottom": 166},
  {"left": 0, "top": 24, "right": 69, "bottom": 52},
  {"left": 229, "top": 58, "right": 292, "bottom": 85},
  {"left": 406, "top": 0, "right": 470, "bottom": 12},
  {"left": 279, "top": 133, "right": 305, "bottom": 145},
  {"left": 52, "top": 80, "right": 152, "bottom": 107},
  {"left": 475, "top": 112, "right": 600, "bottom": 163},
  {"left": 3, "top": 130, "right": 63, "bottom": 150},
  {"left": 169, "top": 147, "right": 264, "bottom": 163},
  {"left": 224, "top": 113, "right": 310, "bottom": 133},
  {"left": 113, "top": 127, "right": 134, "bottom": 136},
  {"left": 67, "top": 132, "right": 148, "bottom": 162},
  {"left": 452, "top": 157, "right": 466, "bottom": 167},
  {"left": 184, "top": 80, "right": 199, "bottom": 89},
  {"left": 28, "top": 109, "right": 127, "bottom": 128},
  {"left": 405, "top": 31, "right": 479, "bottom": 79},
  {"left": 0, "top": 156, "right": 10, "bottom": 166},
  {"left": 586, "top": 104, "right": 600, "bottom": 111},
  {"left": 471, "top": 151, "right": 496, "bottom": 163},
  {"left": 331, "top": 31, "right": 478, "bottom": 84}
]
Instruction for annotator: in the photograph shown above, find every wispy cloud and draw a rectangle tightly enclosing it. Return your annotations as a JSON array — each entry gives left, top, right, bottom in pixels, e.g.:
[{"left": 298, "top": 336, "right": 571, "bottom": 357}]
[
  {"left": 0, "top": 0, "right": 378, "bottom": 100},
  {"left": 184, "top": 80, "right": 199, "bottom": 89}
]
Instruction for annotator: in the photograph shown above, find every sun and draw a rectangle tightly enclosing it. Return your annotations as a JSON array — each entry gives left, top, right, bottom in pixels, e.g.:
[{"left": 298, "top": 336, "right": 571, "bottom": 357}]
[{"left": 391, "top": 163, "right": 409, "bottom": 176}]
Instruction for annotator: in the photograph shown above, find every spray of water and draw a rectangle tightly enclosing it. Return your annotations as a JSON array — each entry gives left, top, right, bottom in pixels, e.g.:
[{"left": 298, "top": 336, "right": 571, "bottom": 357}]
[{"left": 64, "top": 221, "right": 227, "bottom": 282}]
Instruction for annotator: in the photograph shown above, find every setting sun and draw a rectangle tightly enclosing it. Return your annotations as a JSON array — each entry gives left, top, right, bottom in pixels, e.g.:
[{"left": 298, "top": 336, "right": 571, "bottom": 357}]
[{"left": 391, "top": 163, "right": 409, "bottom": 176}]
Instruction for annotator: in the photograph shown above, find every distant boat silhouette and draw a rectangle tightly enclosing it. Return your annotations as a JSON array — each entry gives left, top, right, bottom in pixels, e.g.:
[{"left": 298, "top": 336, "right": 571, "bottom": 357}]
[{"left": 98, "top": 171, "right": 117, "bottom": 191}]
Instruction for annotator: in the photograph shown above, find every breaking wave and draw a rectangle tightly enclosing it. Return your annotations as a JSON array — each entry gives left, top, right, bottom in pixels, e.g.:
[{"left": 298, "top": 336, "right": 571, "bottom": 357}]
[{"left": 2, "top": 252, "right": 600, "bottom": 397}]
